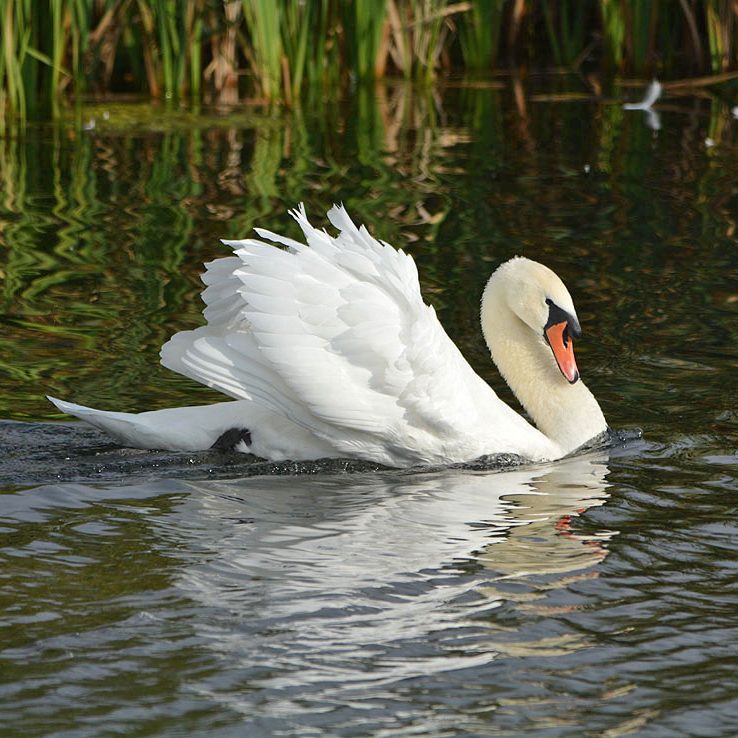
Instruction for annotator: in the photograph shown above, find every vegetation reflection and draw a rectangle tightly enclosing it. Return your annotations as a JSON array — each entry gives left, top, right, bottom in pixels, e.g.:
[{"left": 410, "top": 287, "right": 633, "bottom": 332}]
[{"left": 2, "top": 81, "right": 738, "bottom": 436}]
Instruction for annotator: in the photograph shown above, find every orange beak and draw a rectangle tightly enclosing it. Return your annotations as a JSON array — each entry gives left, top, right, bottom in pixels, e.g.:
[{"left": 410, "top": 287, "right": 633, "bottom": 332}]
[{"left": 545, "top": 321, "right": 579, "bottom": 384}]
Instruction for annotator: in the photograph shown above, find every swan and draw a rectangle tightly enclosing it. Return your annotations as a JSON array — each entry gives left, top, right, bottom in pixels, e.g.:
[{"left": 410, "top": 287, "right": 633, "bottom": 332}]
[{"left": 48, "top": 204, "right": 607, "bottom": 466}]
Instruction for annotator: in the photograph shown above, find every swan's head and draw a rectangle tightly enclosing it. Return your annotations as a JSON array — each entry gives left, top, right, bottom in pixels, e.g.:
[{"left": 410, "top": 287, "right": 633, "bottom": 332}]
[{"left": 484, "top": 256, "right": 582, "bottom": 384}]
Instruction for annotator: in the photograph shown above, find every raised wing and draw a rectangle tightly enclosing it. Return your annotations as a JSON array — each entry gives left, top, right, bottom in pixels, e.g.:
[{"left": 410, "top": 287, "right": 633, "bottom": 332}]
[{"left": 161, "top": 204, "right": 540, "bottom": 465}]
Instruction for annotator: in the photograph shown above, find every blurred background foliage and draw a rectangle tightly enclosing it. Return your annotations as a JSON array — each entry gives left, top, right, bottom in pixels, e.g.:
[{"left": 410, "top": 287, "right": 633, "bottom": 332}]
[{"left": 4, "top": 0, "right": 738, "bottom": 121}]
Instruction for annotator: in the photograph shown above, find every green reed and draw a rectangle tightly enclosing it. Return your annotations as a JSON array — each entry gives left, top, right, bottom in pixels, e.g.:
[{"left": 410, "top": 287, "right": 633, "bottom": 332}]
[
  {"left": 242, "top": 0, "right": 281, "bottom": 99},
  {"left": 542, "top": 0, "right": 591, "bottom": 68},
  {"left": 705, "top": 0, "right": 736, "bottom": 72},
  {"left": 599, "top": 0, "right": 625, "bottom": 70},
  {"left": 1, "top": 0, "right": 33, "bottom": 121},
  {"left": 386, "top": 0, "right": 463, "bottom": 82},
  {"left": 5, "top": 0, "right": 738, "bottom": 122},
  {"left": 458, "top": 0, "right": 504, "bottom": 72}
]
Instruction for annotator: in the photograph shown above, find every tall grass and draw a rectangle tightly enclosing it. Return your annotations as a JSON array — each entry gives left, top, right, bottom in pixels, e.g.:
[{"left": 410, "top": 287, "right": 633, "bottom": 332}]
[
  {"left": 599, "top": 0, "right": 626, "bottom": 71},
  {"left": 5, "top": 0, "right": 738, "bottom": 122},
  {"left": 705, "top": 0, "right": 736, "bottom": 72},
  {"left": 242, "top": 0, "right": 281, "bottom": 99},
  {"left": 384, "top": 0, "right": 467, "bottom": 82},
  {"left": 458, "top": 0, "right": 504, "bottom": 72},
  {"left": 542, "top": 0, "right": 592, "bottom": 68}
]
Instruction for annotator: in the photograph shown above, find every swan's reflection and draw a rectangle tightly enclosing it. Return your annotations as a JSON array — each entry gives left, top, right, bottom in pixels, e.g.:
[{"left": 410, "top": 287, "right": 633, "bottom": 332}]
[{"left": 175, "top": 453, "right": 614, "bottom": 710}]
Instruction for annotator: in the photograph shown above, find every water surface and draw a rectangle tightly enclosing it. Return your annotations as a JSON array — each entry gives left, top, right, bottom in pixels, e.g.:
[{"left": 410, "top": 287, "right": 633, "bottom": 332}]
[{"left": 2, "top": 80, "right": 738, "bottom": 736}]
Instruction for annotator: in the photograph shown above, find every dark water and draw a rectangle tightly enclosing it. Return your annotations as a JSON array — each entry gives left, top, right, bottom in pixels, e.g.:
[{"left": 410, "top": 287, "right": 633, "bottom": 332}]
[{"left": 2, "top": 80, "right": 738, "bottom": 736}]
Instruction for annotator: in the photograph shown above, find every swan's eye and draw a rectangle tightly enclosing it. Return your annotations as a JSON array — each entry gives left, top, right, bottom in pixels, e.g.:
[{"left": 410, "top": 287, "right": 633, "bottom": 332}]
[{"left": 545, "top": 298, "right": 553, "bottom": 307}]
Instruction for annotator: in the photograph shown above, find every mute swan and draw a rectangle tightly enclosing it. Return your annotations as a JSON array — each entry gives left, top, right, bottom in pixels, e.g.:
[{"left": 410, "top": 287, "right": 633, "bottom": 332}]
[{"left": 48, "top": 204, "right": 607, "bottom": 466}]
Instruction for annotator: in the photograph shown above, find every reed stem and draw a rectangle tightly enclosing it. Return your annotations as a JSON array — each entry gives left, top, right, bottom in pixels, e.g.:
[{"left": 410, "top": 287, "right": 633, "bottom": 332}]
[{"left": 3, "top": 0, "right": 738, "bottom": 122}]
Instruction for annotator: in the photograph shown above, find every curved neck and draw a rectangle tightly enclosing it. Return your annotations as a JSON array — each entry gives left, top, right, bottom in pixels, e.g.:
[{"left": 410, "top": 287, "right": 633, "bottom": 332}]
[{"left": 481, "top": 279, "right": 607, "bottom": 456}]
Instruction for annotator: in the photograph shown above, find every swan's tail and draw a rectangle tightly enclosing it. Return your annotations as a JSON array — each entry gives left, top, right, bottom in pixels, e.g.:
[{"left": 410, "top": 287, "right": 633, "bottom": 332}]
[
  {"left": 46, "top": 396, "right": 253, "bottom": 452},
  {"left": 46, "top": 395, "right": 335, "bottom": 458}
]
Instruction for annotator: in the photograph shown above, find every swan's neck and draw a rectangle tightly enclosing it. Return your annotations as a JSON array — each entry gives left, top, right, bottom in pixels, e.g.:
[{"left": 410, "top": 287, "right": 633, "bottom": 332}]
[{"left": 481, "top": 282, "right": 607, "bottom": 457}]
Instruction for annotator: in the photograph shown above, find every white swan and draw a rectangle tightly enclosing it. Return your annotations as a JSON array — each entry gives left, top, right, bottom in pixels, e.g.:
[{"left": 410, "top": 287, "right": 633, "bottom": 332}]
[{"left": 48, "top": 204, "right": 607, "bottom": 466}]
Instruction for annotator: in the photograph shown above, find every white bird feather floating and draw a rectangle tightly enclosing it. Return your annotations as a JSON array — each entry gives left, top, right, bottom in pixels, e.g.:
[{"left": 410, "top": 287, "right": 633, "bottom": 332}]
[{"left": 49, "top": 205, "right": 608, "bottom": 467}]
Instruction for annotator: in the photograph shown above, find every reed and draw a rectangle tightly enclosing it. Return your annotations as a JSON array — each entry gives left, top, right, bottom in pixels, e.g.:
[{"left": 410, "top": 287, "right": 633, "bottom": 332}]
[
  {"left": 242, "top": 0, "right": 281, "bottom": 100},
  {"left": 345, "top": 0, "right": 388, "bottom": 80},
  {"left": 705, "top": 0, "right": 735, "bottom": 72},
  {"left": 1, "top": 0, "right": 35, "bottom": 120},
  {"left": 4, "top": 0, "right": 738, "bottom": 122},
  {"left": 385, "top": 0, "right": 467, "bottom": 81},
  {"left": 458, "top": 0, "right": 503, "bottom": 72},
  {"left": 623, "top": 0, "right": 655, "bottom": 74},
  {"left": 280, "top": 0, "right": 310, "bottom": 99},
  {"left": 600, "top": 0, "right": 626, "bottom": 71}
]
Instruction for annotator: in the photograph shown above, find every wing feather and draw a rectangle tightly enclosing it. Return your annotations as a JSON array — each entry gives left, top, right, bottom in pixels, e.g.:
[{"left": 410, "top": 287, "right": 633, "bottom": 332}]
[{"left": 160, "top": 204, "right": 525, "bottom": 464}]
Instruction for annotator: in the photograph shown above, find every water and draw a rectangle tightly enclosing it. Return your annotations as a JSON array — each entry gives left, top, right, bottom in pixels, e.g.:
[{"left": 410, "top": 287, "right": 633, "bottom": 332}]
[{"left": 2, "top": 80, "right": 738, "bottom": 736}]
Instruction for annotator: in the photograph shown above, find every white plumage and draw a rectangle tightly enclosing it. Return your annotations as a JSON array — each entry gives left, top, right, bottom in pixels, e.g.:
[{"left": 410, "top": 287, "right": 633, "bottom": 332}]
[{"left": 49, "top": 204, "right": 607, "bottom": 466}]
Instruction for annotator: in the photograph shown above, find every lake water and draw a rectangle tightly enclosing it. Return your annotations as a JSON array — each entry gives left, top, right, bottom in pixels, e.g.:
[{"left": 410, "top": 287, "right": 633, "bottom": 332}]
[{"left": 2, "top": 79, "right": 738, "bottom": 736}]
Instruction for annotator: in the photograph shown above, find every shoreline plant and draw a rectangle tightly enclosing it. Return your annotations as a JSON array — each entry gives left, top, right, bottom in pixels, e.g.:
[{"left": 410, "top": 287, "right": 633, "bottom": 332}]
[{"left": 2, "top": 0, "right": 738, "bottom": 121}]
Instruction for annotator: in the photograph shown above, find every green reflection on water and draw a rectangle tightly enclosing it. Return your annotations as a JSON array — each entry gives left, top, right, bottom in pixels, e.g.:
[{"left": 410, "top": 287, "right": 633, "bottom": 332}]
[{"left": 2, "top": 81, "right": 738, "bottom": 446}]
